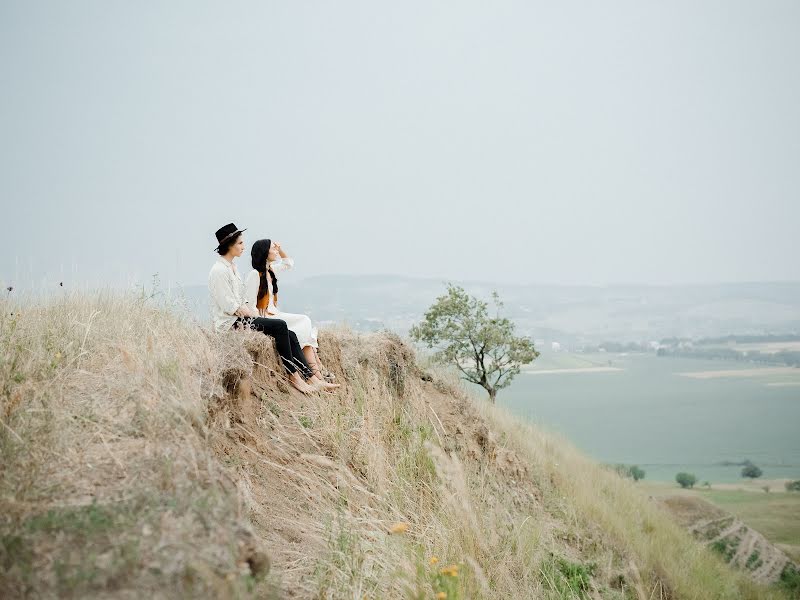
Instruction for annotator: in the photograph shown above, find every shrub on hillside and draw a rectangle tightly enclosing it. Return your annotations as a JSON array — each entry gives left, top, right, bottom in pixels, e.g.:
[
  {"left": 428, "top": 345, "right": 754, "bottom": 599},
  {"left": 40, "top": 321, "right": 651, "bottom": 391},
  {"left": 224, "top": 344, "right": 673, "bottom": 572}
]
[
  {"left": 675, "top": 472, "right": 697, "bottom": 489},
  {"left": 779, "top": 563, "right": 800, "bottom": 595},
  {"left": 611, "top": 464, "right": 646, "bottom": 482},
  {"left": 610, "top": 464, "right": 626, "bottom": 476},
  {"left": 785, "top": 480, "right": 800, "bottom": 492},
  {"left": 540, "top": 555, "right": 596, "bottom": 598},
  {"left": 629, "top": 465, "right": 645, "bottom": 481}
]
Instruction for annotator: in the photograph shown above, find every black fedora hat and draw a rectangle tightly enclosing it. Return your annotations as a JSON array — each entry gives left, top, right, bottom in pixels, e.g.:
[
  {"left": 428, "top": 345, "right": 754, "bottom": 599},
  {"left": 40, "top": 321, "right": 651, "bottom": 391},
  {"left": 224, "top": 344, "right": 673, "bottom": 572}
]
[{"left": 214, "top": 223, "right": 247, "bottom": 251}]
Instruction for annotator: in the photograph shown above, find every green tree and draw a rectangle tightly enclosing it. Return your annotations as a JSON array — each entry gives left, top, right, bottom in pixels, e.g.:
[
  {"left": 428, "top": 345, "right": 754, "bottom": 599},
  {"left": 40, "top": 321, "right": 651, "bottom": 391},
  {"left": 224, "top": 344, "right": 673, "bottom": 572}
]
[
  {"left": 741, "top": 463, "right": 763, "bottom": 479},
  {"left": 611, "top": 464, "right": 630, "bottom": 478},
  {"left": 785, "top": 480, "right": 800, "bottom": 492},
  {"left": 410, "top": 285, "right": 539, "bottom": 402},
  {"left": 611, "top": 464, "right": 645, "bottom": 481},
  {"left": 676, "top": 472, "right": 697, "bottom": 489},
  {"left": 629, "top": 465, "right": 645, "bottom": 482}
]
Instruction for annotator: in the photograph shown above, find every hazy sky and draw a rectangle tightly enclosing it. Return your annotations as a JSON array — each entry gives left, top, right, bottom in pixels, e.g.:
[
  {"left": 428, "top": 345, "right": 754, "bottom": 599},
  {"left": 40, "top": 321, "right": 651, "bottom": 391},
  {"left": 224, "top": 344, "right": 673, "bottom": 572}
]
[{"left": 1, "top": 1, "right": 799, "bottom": 289}]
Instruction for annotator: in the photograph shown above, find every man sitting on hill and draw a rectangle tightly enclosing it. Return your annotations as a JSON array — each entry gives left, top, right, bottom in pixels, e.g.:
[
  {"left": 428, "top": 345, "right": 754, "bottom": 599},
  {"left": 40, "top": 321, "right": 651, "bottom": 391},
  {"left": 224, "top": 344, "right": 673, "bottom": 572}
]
[{"left": 208, "top": 222, "right": 320, "bottom": 394}]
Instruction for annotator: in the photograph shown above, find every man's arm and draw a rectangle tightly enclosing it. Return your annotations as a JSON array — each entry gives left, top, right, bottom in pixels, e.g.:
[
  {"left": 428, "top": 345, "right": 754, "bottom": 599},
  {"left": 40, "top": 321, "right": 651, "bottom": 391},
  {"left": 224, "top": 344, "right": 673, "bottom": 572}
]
[{"left": 210, "top": 268, "right": 252, "bottom": 317}]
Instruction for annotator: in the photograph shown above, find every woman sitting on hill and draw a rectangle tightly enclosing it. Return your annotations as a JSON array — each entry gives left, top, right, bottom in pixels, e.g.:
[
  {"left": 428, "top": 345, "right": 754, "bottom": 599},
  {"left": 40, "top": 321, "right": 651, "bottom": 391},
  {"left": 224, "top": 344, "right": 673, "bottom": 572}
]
[
  {"left": 244, "top": 239, "right": 339, "bottom": 390},
  {"left": 208, "top": 223, "right": 321, "bottom": 395}
]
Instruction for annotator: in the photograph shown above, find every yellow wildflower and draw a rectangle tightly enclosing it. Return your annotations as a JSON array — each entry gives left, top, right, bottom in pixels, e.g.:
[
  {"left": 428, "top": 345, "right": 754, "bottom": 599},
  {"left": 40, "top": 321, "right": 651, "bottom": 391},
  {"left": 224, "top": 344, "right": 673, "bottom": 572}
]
[
  {"left": 435, "top": 593, "right": 447, "bottom": 599},
  {"left": 388, "top": 522, "right": 409, "bottom": 535},
  {"left": 429, "top": 556, "right": 439, "bottom": 565},
  {"left": 440, "top": 564, "right": 459, "bottom": 577}
]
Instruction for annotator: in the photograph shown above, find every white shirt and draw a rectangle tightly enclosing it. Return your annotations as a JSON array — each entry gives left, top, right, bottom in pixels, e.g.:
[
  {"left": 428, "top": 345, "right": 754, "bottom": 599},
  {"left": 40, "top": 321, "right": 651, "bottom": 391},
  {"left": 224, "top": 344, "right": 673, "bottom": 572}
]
[
  {"left": 208, "top": 256, "right": 246, "bottom": 332},
  {"left": 244, "top": 257, "right": 294, "bottom": 316}
]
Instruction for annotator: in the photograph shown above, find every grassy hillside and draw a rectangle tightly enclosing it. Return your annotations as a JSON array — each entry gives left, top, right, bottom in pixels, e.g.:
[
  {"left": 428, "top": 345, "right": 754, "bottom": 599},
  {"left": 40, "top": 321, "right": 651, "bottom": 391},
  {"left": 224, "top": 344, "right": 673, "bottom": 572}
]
[{"left": 0, "top": 294, "right": 794, "bottom": 598}]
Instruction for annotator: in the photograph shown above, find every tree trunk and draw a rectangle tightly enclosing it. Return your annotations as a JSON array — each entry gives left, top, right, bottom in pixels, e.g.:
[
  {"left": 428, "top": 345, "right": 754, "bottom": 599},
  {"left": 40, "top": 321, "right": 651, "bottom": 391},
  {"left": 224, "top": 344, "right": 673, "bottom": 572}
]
[{"left": 487, "top": 387, "right": 497, "bottom": 403}]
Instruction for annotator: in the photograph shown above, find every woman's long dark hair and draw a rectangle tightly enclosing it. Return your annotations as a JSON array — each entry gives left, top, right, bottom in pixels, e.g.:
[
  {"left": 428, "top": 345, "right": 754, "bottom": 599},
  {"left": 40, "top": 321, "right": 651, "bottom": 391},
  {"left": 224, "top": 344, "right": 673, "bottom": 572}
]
[{"left": 251, "top": 238, "right": 278, "bottom": 305}]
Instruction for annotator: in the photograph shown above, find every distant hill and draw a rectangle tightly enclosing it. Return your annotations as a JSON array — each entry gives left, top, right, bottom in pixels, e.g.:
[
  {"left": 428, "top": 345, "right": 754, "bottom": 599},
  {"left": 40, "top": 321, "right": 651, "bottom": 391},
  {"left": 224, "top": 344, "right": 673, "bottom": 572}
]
[{"left": 181, "top": 277, "right": 800, "bottom": 345}]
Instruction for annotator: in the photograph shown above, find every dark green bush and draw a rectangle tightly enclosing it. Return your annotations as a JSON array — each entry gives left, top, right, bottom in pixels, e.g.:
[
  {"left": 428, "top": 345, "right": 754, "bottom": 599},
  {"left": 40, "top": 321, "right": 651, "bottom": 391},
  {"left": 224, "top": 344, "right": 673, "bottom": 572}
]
[
  {"left": 741, "top": 463, "right": 762, "bottom": 479},
  {"left": 779, "top": 563, "right": 800, "bottom": 595},
  {"left": 610, "top": 464, "right": 645, "bottom": 481}
]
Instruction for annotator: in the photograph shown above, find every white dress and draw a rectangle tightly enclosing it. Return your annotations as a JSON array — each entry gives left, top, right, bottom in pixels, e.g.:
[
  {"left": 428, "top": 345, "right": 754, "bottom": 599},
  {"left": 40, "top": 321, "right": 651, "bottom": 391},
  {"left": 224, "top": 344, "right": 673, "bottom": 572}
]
[{"left": 243, "top": 258, "right": 319, "bottom": 349}]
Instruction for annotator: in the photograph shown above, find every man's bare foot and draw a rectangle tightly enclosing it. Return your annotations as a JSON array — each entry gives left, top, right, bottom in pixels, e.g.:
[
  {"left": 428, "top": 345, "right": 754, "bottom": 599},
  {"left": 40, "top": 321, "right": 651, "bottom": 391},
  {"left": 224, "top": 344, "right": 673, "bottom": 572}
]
[
  {"left": 309, "top": 375, "right": 340, "bottom": 392},
  {"left": 289, "top": 373, "right": 314, "bottom": 394}
]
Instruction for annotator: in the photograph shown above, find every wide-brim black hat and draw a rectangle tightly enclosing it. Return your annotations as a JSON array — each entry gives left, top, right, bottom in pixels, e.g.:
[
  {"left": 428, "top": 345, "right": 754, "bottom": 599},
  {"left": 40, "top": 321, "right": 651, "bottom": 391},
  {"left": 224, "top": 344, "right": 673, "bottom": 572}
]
[{"left": 214, "top": 223, "right": 246, "bottom": 251}]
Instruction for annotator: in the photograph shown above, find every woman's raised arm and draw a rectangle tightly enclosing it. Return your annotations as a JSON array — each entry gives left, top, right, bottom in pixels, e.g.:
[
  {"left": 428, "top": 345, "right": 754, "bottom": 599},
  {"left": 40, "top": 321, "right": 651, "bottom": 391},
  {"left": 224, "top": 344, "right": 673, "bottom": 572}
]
[{"left": 270, "top": 243, "right": 294, "bottom": 273}]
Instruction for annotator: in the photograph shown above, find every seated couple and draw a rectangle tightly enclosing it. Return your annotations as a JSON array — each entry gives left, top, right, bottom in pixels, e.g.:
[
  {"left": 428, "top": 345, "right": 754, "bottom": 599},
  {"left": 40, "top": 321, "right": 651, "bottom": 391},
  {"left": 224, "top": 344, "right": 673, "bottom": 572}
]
[{"left": 208, "top": 223, "right": 339, "bottom": 394}]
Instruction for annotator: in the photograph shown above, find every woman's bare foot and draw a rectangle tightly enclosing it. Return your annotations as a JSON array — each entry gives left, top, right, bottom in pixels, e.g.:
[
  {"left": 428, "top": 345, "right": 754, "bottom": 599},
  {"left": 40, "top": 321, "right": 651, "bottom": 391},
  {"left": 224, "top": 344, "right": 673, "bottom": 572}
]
[
  {"left": 309, "top": 375, "right": 340, "bottom": 392},
  {"left": 305, "top": 347, "right": 339, "bottom": 385},
  {"left": 289, "top": 372, "right": 314, "bottom": 394}
]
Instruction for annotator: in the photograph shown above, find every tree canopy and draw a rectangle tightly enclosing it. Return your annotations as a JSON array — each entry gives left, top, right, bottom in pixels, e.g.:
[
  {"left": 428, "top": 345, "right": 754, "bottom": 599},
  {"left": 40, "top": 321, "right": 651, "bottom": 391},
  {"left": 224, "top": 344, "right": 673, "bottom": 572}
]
[
  {"left": 741, "top": 462, "right": 763, "bottom": 479},
  {"left": 410, "top": 285, "right": 539, "bottom": 402},
  {"left": 675, "top": 472, "right": 697, "bottom": 488}
]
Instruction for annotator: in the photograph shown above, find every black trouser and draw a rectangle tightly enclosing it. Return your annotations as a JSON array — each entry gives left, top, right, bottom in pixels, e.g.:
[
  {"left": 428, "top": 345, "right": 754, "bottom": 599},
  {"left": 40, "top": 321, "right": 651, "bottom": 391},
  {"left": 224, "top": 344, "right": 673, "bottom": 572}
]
[{"left": 234, "top": 317, "right": 313, "bottom": 379}]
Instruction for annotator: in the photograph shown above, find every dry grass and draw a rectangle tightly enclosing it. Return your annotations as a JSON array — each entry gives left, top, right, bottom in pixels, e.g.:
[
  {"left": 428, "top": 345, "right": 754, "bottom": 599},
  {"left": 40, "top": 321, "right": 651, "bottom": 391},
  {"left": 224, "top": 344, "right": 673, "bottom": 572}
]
[
  {"left": 0, "top": 293, "right": 793, "bottom": 599},
  {"left": 471, "top": 402, "right": 793, "bottom": 600},
  {"left": 1, "top": 293, "right": 274, "bottom": 598}
]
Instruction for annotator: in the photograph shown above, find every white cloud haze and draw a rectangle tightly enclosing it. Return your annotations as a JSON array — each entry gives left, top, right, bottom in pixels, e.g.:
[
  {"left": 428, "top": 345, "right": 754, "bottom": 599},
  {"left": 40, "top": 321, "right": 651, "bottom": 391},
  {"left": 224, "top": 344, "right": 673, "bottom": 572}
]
[{"left": 1, "top": 1, "right": 799, "bottom": 289}]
